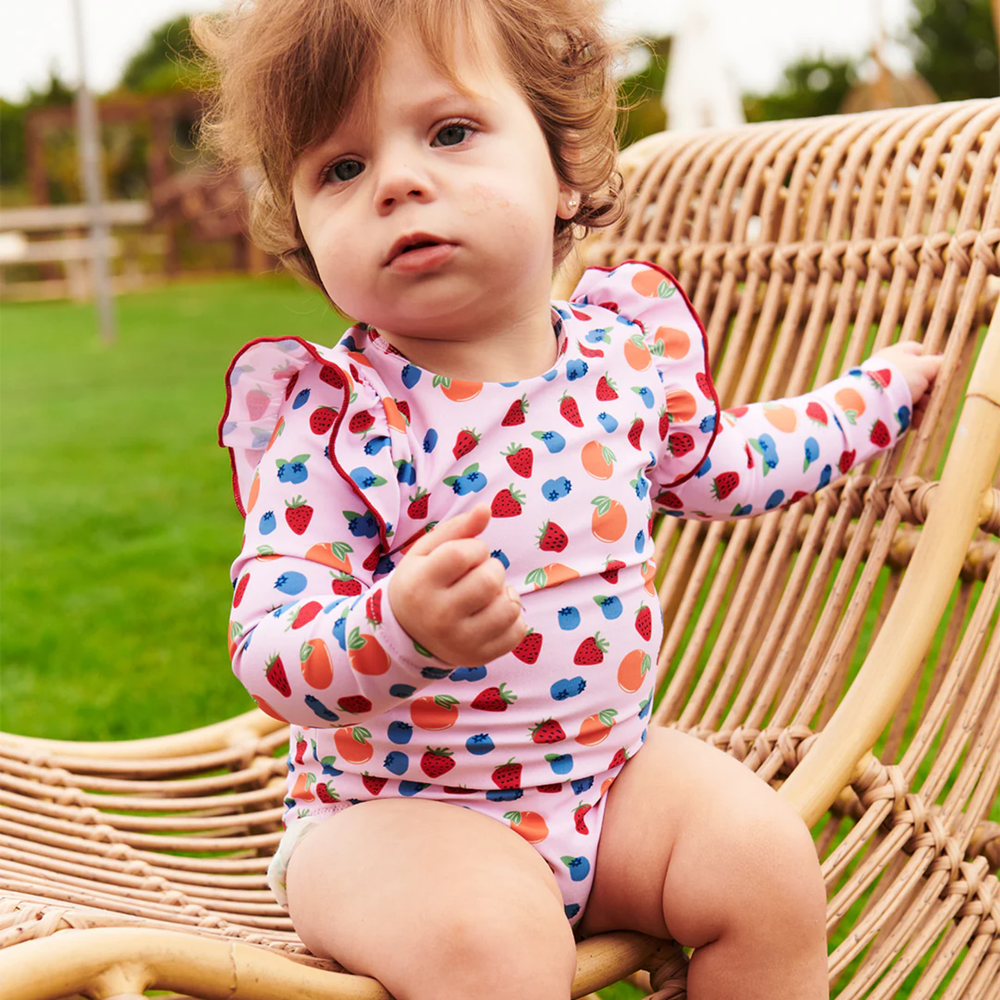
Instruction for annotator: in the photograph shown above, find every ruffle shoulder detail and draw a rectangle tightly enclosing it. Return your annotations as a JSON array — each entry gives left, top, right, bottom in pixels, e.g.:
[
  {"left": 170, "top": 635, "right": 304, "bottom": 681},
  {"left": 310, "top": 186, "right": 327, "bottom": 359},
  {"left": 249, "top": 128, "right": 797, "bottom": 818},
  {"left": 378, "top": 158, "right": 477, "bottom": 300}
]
[
  {"left": 218, "top": 333, "right": 409, "bottom": 555},
  {"left": 569, "top": 260, "right": 721, "bottom": 488}
]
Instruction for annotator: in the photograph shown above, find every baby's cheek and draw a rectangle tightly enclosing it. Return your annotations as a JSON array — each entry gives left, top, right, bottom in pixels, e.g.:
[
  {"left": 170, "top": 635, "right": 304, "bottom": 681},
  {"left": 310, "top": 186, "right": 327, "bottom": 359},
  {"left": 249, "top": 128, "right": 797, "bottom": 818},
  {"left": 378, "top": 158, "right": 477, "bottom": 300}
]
[{"left": 463, "top": 182, "right": 512, "bottom": 216}]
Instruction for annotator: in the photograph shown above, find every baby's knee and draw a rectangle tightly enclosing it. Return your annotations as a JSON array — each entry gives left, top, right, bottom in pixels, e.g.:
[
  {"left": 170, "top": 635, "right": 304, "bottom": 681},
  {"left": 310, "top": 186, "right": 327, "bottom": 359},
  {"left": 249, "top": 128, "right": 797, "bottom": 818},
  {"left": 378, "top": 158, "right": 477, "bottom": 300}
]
[
  {"left": 414, "top": 891, "right": 578, "bottom": 998},
  {"left": 734, "top": 803, "right": 827, "bottom": 932}
]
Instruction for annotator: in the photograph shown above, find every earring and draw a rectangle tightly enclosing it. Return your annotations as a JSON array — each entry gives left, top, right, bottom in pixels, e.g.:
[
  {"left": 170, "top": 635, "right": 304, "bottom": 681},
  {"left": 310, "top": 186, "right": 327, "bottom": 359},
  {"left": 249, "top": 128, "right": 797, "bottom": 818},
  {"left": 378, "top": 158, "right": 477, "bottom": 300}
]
[{"left": 568, "top": 198, "right": 578, "bottom": 212}]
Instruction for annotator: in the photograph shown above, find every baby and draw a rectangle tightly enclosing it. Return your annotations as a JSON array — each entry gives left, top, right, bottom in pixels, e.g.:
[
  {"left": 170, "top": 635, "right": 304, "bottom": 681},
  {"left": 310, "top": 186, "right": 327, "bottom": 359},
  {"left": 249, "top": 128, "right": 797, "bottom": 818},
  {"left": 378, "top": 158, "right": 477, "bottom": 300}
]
[{"left": 198, "top": 1, "right": 942, "bottom": 997}]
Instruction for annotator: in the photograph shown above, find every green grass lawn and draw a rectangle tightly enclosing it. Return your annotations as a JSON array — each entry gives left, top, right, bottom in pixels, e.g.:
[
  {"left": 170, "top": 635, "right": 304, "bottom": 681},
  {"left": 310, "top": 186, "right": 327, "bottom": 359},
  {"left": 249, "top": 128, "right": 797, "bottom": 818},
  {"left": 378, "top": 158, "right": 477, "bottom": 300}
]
[{"left": 1, "top": 274, "right": 352, "bottom": 739}]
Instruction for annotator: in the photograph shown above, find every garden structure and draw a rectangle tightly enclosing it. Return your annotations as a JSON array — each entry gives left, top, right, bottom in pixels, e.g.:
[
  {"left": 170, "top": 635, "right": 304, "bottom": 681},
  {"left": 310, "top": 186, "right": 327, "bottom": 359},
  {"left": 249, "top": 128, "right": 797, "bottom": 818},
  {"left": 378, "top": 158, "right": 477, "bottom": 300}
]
[{"left": 1, "top": 98, "right": 999, "bottom": 999}]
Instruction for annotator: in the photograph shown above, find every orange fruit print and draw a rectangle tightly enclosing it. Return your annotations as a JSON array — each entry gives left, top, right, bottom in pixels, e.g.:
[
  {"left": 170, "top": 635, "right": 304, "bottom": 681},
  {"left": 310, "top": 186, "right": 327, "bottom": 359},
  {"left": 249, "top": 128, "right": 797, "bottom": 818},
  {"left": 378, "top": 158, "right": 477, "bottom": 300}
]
[
  {"left": 411, "top": 695, "right": 460, "bottom": 730},
  {"left": 762, "top": 403, "right": 798, "bottom": 433},
  {"left": 346, "top": 627, "right": 390, "bottom": 675},
  {"left": 617, "top": 650, "right": 651, "bottom": 693},
  {"left": 623, "top": 333, "right": 652, "bottom": 371},
  {"left": 252, "top": 694, "right": 288, "bottom": 723},
  {"left": 304, "top": 541, "right": 353, "bottom": 574},
  {"left": 834, "top": 386, "right": 866, "bottom": 423},
  {"left": 246, "top": 470, "right": 260, "bottom": 513},
  {"left": 581, "top": 440, "right": 615, "bottom": 479},
  {"left": 300, "top": 638, "right": 333, "bottom": 689},
  {"left": 576, "top": 709, "right": 617, "bottom": 745},
  {"left": 631, "top": 267, "right": 673, "bottom": 298},
  {"left": 592, "top": 496, "right": 627, "bottom": 542},
  {"left": 505, "top": 810, "right": 550, "bottom": 844},
  {"left": 653, "top": 326, "right": 691, "bottom": 359},
  {"left": 335, "top": 726, "right": 373, "bottom": 764},
  {"left": 665, "top": 388, "right": 698, "bottom": 423},
  {"left": 438, "top": 377, "right": 483, "bottom": 402}
]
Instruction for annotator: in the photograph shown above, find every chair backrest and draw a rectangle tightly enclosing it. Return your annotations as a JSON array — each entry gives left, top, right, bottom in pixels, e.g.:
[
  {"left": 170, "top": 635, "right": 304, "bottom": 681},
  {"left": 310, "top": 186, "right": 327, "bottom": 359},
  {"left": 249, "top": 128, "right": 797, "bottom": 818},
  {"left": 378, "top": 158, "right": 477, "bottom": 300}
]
[
  {"left": 2, "top": 100, "right": 997, "bottom": 1000},
  {"left": 556, "top": 97, "right": 1000, "bottom": 996}
]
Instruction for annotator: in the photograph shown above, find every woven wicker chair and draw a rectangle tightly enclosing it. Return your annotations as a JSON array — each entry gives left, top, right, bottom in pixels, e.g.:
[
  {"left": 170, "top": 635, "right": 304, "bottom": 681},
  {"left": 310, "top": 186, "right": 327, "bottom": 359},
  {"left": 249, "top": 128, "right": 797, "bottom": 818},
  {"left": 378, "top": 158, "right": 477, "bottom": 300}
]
[{"left": 2, "top": 98, "right": 998, "bottom": 1000}]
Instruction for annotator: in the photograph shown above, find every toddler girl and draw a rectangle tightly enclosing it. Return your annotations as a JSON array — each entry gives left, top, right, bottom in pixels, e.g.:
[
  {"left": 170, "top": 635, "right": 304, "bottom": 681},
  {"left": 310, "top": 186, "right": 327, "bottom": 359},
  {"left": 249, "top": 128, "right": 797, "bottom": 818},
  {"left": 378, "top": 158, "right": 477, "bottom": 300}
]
[{"left": 198, "top": 1, "right": 941, "bottom": 997}]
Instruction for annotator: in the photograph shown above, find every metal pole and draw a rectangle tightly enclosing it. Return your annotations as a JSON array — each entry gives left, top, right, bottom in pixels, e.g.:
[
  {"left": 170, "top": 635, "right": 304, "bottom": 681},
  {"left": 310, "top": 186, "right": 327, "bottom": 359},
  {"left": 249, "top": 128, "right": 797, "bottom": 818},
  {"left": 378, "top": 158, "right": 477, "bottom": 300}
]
[{"left": 70, "top": 0, "right": 116, "bottom": 344}]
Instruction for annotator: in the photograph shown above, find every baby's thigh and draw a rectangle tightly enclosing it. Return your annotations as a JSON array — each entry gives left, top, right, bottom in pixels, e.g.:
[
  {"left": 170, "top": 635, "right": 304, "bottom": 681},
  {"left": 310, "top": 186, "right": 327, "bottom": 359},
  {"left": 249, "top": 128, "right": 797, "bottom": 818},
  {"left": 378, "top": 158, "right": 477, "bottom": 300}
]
[{"left": 285, "top": 797, "right": 578, "bottom": 999}]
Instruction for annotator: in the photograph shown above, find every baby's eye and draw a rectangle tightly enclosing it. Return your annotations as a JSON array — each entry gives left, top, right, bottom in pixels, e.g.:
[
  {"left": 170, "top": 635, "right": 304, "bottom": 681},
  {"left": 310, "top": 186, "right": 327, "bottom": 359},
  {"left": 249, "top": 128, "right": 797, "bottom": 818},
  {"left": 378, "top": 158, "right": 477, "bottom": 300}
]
[
  {"left": 328, "top": 160, "right": 364, "bottom": 183},
  {"left": 433, "top": 122, "right": 475, "bottom": 147}
]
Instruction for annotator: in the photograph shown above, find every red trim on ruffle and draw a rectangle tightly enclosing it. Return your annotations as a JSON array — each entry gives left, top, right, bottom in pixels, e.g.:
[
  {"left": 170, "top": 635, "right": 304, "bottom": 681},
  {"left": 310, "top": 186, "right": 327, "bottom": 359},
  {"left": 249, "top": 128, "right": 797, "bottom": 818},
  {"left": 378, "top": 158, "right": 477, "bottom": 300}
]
[
  {"left": 573, "top": 260, "right": 722, "bottom": 490},
  {"left": 218, "top": 334, "right": 391, "bottom": 552}
]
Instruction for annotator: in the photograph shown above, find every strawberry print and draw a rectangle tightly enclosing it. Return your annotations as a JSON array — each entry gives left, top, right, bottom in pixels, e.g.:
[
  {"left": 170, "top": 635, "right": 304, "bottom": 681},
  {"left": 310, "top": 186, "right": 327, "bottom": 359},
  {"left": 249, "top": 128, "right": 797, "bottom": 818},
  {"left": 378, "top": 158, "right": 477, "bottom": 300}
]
[
  {"left": 530, "top": 719, "right": 566, "bottom": 743},
  {"left": 453, "top": 427, "right": 480, "bottom": 459},
  {"left": 595, "top": 374, "right": 618, "bottom": 400},
  {"left": 559, "top": 392, "right": 584, "bottom": 427},
  {"left": 504, "top": 443, "right": 533, "bottom": 477},
  {"left": 634, "top": 603, "right": 652, "bottom": 641},
  {"left": 219, "top": 260, "right": 911, "bottom": 928},
  {"left": 310, "top": 406, "right": 337, "bottom": 434},
  {"left": 265, "top": 653, "right": 290, "bottom": 696},
  {"left": 407, "top": 487, "right": 430, "bottom": 518},
  {"left": 710, "top": 472, "right": 739, "bottom": 501},
  {"left": 502, "top": 394, "right": 529, "bottom": 426},
  {"left": 246, "top": 387, "right": 270, "bottom": 420},
  {"left": 349, "top": 410, "right": 375, "bottom": 438},
  {"left": 574, "top": 632, "right": 610, "bottom": 665},
  {"left": 471, "top": 683, "right": 517, "bottom": 711},
  {"left": 491, "top": 484, "right": 526, "bottom": 517},
  {"left": 537, "top": 520, "right": 569, "bottom": 552},
  {"left": 627, "top": 417, "right": 644, "bottom": 450},
  {"left": 421, "top": 748, "right": 456, "bottom": 777},
  {"left": 285, "top": 496, "right": 314, "bottom": 534},
  {"left": 869, "top": 419, "right": 890, "bottom": 448},
  {"left": 513, "top": 628, "right": 544, "bottom": 663}
]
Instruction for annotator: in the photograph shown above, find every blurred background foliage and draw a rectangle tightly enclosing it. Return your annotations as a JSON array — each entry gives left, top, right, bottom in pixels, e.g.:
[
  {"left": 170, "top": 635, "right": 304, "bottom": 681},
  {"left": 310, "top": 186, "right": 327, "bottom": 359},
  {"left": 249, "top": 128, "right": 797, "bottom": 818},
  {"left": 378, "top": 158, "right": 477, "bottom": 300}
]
[{"left": 1, "top": 0, "right": 997, "bottom": 205}]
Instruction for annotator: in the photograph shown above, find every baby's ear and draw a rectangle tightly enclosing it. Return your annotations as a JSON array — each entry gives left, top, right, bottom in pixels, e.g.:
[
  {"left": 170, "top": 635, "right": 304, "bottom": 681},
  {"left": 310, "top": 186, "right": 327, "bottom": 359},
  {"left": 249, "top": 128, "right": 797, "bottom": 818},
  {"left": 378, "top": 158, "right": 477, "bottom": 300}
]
[{"left": 557, "top": 190, "right": 581, "bottom": 220}]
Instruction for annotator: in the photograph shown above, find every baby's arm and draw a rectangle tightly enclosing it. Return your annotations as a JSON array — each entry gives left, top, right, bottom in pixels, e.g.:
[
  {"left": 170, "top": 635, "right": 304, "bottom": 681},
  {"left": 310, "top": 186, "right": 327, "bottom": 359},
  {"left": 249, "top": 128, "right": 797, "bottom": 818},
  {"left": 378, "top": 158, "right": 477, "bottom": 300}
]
[
  {"left": 653, "top": 351, "right": 917, "bottom": 519},
  {"left": 228, "top": 400, "right": 460, "bottom": 730}
]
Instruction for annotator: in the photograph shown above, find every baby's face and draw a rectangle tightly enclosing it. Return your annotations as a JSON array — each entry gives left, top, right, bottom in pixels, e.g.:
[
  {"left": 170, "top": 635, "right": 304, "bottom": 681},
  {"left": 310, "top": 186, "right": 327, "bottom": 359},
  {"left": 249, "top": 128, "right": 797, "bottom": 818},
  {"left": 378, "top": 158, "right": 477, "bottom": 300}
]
[{"left": 291, "top": 22, "right": 576, "bottom": 342}]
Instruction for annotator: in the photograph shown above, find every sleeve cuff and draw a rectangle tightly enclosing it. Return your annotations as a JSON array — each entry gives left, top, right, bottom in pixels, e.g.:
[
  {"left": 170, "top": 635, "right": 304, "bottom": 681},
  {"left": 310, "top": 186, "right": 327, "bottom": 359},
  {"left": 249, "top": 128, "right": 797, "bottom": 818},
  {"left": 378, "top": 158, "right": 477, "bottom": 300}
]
[{"left": 372, "top": 577, "right": 455, "bottom": 676}]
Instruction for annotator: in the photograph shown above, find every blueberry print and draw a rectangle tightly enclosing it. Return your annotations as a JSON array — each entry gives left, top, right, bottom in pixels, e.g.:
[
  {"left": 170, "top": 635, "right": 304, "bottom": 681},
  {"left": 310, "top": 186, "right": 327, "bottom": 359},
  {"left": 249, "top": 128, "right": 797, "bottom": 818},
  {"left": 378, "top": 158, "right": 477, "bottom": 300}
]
[
  {"left": 533, "top": 429, "right": 566, "bottom": 453},
  {"left": 542, "top": 476, "right": 572, "bottom": 500},
  {"left": 220, "top": 260, "right": 914, "bottom": 927},
  {"left": 558, "top": 607, "right": 581, "bottom": 630},
  {"left": 804, "top": 437, "right": 820, "bottom": 472}
]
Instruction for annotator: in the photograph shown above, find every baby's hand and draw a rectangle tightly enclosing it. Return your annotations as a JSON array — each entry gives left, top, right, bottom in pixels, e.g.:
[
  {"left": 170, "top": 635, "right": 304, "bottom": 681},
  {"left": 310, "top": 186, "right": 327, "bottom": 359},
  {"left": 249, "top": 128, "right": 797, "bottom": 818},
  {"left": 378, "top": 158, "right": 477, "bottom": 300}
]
[
  {"left": 870, "top": 341, "right": 943, "bottom": 428},
  {"left": 389, "top": 503, "right": 527, "bottom": 666}
]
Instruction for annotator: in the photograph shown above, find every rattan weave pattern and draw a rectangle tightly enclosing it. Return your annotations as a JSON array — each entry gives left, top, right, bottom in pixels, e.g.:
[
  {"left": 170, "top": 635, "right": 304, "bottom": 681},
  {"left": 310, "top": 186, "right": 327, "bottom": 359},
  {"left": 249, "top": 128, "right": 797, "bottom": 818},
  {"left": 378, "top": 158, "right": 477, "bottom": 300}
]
[{"left": 2, "top": 99, "right": 999, "bottom": 999}]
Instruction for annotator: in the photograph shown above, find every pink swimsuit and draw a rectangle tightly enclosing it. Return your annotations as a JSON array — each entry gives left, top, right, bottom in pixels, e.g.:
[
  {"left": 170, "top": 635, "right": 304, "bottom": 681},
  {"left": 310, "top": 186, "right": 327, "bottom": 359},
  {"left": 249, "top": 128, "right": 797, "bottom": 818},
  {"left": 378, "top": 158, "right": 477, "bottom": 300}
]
[{"left": 219, "top": 260, "right": 912, "bottom": 925}]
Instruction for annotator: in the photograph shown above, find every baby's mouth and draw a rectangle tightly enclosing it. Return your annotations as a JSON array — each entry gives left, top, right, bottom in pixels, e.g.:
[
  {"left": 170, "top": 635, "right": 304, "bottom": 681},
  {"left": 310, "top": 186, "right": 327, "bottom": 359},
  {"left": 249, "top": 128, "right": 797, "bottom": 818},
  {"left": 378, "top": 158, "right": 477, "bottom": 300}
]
[{"left": 385, "top": 233, "right": 453, "bottom": 266}]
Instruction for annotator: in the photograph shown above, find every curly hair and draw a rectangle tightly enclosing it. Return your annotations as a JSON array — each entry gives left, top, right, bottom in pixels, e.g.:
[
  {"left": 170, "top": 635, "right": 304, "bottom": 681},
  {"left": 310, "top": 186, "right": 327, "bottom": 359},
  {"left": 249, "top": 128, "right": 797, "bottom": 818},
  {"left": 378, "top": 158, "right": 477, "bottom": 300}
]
[{"left": 191, "top": 0, "right": 629, "bottom": 301}]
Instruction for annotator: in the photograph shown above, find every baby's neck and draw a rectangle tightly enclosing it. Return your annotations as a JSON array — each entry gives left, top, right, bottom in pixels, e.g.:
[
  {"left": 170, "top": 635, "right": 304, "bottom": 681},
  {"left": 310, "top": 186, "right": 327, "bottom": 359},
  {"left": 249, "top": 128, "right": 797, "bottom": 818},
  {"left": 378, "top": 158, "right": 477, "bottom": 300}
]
[{"left": 373, "top": 308, "right": 560, "bottom": 383}]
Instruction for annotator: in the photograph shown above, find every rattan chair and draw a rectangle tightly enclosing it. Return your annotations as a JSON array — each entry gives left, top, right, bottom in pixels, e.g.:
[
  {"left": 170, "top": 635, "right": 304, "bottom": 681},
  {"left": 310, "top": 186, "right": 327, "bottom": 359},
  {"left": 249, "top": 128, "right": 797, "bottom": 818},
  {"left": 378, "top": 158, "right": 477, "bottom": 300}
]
[{"left": 2, "top": 98, "right": 999, "bottom": 1000}]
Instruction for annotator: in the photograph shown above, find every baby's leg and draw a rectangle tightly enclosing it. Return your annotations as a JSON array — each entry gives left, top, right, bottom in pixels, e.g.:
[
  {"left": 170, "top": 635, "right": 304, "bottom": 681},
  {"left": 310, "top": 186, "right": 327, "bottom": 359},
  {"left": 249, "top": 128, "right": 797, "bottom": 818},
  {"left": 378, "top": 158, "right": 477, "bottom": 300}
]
[
  {"left": 578, "top": 726, "right": 828, "bottom": 999},
  {"left": 285, "top": 797, "right": 578, "bottom": 1000}
]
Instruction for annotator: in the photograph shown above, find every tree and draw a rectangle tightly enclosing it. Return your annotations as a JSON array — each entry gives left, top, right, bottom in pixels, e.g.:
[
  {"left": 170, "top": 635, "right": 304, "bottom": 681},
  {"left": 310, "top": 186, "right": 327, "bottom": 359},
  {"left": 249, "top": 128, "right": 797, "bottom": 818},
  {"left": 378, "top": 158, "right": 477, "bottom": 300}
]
[
  {"left": 743, "top": 57, "right": 859, "bottom": 124},
  {"left": 617, "top": 38, "right": 670, "bottom": 149},
  {"left": 907, "top": 0, "right": 998, "bottom": 100},
  {"left": 118, "top": 15, "right": 204, "bottom": 94},
  {"left": 0, "top": 68, "right": 74, "bottom": 188}
]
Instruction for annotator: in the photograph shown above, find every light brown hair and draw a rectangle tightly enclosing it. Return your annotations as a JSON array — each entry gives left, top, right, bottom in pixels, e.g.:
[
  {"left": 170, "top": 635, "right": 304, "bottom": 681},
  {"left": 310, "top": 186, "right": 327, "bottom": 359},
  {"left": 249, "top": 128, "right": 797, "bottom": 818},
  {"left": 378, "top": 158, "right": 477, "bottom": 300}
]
[{"left": 191, "top": 0, "right": 629, "bottom": 303}]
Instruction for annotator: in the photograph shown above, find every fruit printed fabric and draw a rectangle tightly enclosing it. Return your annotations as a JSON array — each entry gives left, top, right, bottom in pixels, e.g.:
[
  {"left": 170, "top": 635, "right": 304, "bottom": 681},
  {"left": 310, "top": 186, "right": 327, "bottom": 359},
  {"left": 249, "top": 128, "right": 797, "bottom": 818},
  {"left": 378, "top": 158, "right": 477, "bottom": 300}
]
[
  {"left": 219, "top": 260, "right": 913, "bottom": 924},
  {"left": 568, "top": 266, "right": 913, "bottom": 522}
]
